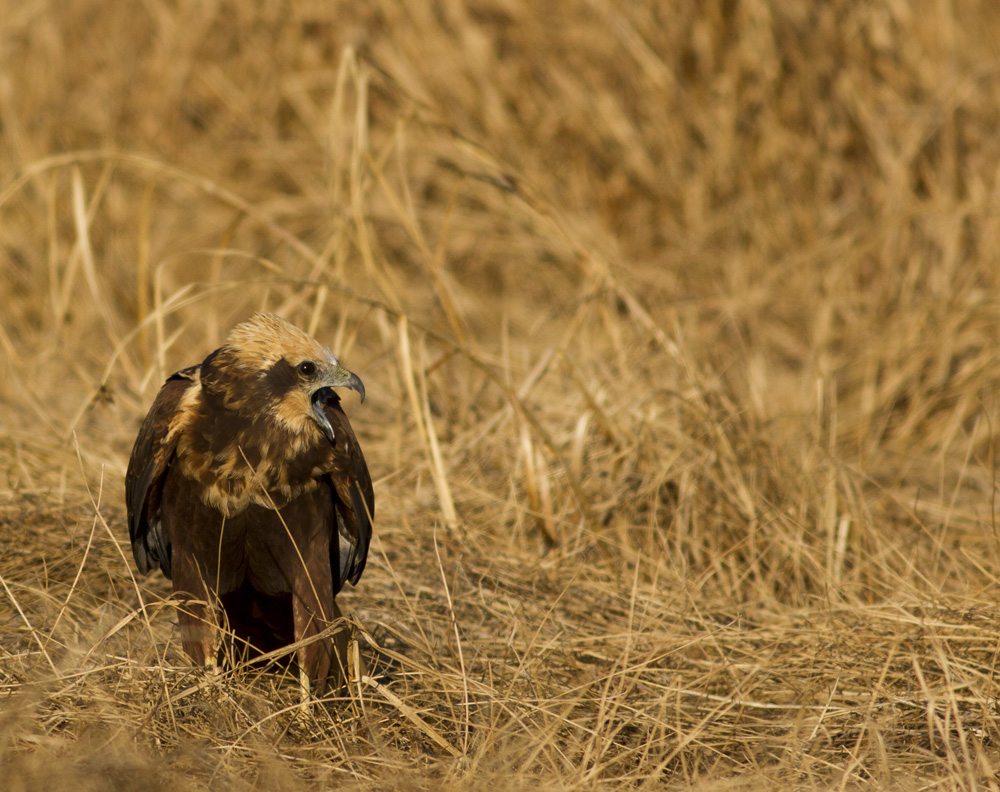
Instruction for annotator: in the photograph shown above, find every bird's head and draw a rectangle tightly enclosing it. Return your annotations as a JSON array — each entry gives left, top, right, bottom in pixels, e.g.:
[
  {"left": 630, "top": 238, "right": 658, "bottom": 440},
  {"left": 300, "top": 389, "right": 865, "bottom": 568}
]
[{"left": 206, "top": 312, "right": 365, "bottom": 442}]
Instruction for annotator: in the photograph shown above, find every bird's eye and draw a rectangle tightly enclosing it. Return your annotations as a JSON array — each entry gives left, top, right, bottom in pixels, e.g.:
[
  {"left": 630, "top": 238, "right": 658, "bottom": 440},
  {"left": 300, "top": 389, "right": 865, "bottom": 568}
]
[{"left": 297, "top": 361, "right": 317, "bottom": 377}]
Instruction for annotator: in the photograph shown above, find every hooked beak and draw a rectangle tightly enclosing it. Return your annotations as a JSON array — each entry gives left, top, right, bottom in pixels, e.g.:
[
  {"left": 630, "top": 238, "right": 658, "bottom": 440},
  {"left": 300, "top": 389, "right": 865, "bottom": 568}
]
[
  {"left": 310, "top": 363, "right": 365, "bottom": 443},
  {"left": 322, "top": 362, "right": 365, "bottom": 403},
  {"left": 342, "top": 369, "right": 365, "bottom": 404}
]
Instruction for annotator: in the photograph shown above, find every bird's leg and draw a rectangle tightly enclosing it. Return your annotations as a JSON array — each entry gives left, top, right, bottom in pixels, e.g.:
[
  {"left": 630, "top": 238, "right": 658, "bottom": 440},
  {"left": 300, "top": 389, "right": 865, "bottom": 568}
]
[
  {"left": 282, "top": 506, "right": 356, "bottom": 698},
  {"left": 331, "top": 598, "right": 350, "bottom": 686},
  {"left": 297, "top": 617, "right": 349, "bottom": 707},
  {"left": 291, "top": 592, "right": 334, "bottom": 699},
  {"left": 173, "top": 550, "right": 219, "bottom": 671},
  {"left": 176, "top": 595, "right": 218, "bottom": 671},
  {"left": 299, "top": 665, "right": 311, "bottom": 708},
  {"left": 347, "top": 627, "right": 367, "bottom": 685}
]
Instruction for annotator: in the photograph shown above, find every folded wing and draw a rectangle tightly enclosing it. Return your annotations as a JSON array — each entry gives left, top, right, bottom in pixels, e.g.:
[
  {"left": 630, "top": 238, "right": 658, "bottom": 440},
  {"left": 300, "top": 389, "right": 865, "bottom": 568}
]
[
  {"left": 124, "top": 367, "right": 199, "bottom": 578},
  {"left": 318, "top": 393, "right": 374, "bottom": 590}
]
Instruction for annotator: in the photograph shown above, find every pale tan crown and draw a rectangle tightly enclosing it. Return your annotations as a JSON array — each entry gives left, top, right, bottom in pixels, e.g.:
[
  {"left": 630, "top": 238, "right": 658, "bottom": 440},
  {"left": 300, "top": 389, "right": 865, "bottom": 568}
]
[{"left": 224, "top": 312, "right": 334, "bottom": 370}]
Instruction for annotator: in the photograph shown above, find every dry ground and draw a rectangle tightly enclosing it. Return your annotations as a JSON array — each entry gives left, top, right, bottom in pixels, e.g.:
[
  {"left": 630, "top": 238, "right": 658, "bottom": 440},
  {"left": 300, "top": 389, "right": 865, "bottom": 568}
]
[{"left": 3, "top": 1, "right": 1000, "bottom": 789}]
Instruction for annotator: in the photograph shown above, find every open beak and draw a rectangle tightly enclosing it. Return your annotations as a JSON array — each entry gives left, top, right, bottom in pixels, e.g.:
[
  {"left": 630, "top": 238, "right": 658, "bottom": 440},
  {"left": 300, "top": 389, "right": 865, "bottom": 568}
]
[{"left": 310, "top": 364, "right": 365, "bottom": 443}]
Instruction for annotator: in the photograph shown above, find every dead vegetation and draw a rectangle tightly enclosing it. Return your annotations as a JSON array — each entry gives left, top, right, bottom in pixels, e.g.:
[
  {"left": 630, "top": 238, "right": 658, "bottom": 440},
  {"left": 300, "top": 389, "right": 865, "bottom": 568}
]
[{"left": 3, "top": 1, "right": 1000, "bottom": 788}]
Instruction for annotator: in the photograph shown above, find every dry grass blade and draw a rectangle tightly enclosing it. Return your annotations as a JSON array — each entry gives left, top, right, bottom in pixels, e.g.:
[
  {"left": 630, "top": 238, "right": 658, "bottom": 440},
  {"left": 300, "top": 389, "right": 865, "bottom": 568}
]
[
  {"left": 360, "top": 673, "right": 461, "bottom": 759},
  {"left": 396, "top": 315, "right": 458, "bottom": 526}
]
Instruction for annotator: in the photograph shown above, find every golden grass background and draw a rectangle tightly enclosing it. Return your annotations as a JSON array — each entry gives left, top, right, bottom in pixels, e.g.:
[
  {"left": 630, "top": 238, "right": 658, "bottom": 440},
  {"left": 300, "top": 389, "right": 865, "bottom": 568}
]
[{"left": 3, "top": 1, "right": 1000, "bottom": 788}]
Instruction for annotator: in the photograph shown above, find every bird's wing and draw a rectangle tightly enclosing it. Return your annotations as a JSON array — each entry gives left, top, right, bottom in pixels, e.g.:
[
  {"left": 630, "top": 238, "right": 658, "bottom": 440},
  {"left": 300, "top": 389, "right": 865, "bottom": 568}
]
[
  {"left": 124, "top": 365, "right": 200, "bottom": 578},
  {"left": 318, "top": 394, "right": 374, "bottom": 589}
]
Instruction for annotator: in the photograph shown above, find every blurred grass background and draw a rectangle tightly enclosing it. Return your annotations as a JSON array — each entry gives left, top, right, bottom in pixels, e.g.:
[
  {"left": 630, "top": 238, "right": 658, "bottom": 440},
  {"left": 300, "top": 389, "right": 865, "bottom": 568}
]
[{"left": 3, "top": 1, "right": 1000, "bottom": 789}]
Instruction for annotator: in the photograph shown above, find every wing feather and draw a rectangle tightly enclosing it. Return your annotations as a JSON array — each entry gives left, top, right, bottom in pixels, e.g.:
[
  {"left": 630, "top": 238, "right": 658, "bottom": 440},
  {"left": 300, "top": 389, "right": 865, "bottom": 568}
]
[
  {"left": 318, "top": 395, "right": 374, "bottom": 590},
  {"left": 124, "top": 366, "right": 199, "bottom": 577}
]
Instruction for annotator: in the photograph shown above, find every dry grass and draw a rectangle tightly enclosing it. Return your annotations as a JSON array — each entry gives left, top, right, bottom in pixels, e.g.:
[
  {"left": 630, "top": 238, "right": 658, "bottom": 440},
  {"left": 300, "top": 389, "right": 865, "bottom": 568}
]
[{"left": 3, "top": 1, "right": 1000, "bottom": 788}]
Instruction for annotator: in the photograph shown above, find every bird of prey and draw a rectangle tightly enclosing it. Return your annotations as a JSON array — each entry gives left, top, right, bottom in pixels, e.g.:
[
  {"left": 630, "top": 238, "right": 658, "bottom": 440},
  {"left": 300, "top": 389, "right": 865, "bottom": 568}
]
[{"left": 125, "top": 312, "right": 373, "bottom": 695}]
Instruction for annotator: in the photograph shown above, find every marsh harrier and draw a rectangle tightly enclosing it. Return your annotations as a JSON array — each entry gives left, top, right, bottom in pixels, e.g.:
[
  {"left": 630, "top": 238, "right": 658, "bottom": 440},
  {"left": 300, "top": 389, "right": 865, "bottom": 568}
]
[{"left": 125, "top": 313, "right": 373, "bottom": 694}]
